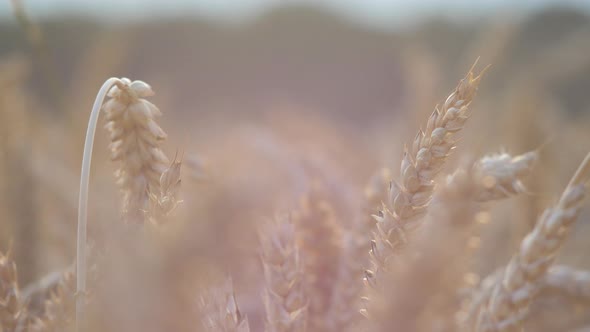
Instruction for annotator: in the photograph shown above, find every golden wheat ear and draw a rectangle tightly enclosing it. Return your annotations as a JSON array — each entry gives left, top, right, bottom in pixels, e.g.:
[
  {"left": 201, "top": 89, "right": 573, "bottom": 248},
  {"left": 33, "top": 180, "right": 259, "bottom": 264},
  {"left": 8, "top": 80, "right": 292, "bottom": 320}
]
[
  {"left": 77, "top": 77, "right": 171, "bottom": 330},
  {"left": 366, "top": 62, "right": 488, "bottom": 290},
  {"left": 470, "top": 153, "right": 590, "bottom": 332},
  {"left": 103, "top": 78, "right": 170, "bottom": 224}
]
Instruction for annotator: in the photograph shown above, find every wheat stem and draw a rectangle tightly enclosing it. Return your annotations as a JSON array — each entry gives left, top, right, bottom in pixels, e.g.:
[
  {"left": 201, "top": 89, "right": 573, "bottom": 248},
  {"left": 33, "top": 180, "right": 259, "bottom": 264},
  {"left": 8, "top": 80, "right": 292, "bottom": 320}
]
[{"left": 76, "top": 77, "right": 120, "bottom": 332}]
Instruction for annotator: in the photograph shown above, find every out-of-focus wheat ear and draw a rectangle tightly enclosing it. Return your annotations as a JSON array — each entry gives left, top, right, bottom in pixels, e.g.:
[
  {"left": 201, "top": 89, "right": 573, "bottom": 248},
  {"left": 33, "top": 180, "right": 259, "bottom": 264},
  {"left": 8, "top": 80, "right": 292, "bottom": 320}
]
[
  {"left": 292, "top": 183, "right": 342, "bottom": 331},
  {"left": 260, "top": 214, "right": 307, "bottom": 332},
  {"left": 103, "top": 78, "right": 169, "bottom": 224},
  {"left": 542, "top": 265, "right": 590, "bottom": 301},
  {"left": 325, "top": 168, "right": 392, "bottom": 331},
  {"left": 198, "top": 278, "right": 250, "bottom": 332},
  {"left": 471, "top": 150, "right": 537, "bottom": 201},
  {"left": 367, "top": 168, "right": 482, "bottom": 332},
  {"left": 148, "top": 151, "right": 182, "bottom": 225},
  {"left": 28, "top": 269, "right": 76, "bottom": 332},
  {"left": 472, "top": 153, "right": 590, "bottom": 332},
  {"left": 0, "top": 250, "right": 26, "bottom": 331},
  {"left": 366, "top": 62, "right": 488, "bottom": 291}
]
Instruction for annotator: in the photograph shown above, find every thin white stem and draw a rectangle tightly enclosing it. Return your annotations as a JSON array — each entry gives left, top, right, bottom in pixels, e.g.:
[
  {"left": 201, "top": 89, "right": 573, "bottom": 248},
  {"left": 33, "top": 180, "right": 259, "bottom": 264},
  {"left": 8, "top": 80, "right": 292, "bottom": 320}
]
[{"left": 76, "top": 77, "right": 120, "bottom": 332}]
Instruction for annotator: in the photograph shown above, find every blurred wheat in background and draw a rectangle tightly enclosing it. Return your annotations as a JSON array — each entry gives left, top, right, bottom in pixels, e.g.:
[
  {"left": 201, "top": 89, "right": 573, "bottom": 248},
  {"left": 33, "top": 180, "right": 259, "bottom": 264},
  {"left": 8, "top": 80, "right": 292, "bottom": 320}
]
[{"left": 1, "top": 0, "right": 590, "bottom": 331}]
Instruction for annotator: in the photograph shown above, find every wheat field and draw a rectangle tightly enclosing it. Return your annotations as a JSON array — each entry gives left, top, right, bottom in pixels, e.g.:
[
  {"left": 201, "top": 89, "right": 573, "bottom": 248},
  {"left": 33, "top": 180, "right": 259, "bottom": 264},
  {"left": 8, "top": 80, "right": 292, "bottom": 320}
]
[{"left": 1, "top": 2, "right": 590, "bottom": 332}]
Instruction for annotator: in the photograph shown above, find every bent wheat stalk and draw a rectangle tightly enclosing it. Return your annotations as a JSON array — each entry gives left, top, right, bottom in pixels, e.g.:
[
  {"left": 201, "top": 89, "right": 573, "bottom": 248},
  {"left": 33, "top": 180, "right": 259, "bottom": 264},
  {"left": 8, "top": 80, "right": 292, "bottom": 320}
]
[
  {"left": 77, "top": 77, "right": 120, "bottom": 332},
  {"left": 77, "top": 77, "right": 168, "bottom": 331}
]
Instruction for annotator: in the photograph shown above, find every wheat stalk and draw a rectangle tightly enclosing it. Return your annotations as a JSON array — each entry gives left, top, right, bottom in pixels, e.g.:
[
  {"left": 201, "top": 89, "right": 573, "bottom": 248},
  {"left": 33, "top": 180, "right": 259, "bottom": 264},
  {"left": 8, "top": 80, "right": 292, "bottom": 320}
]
[
  {"left": 77, "top": 77, "right": 169, "bottom": 331},
  {"left": 473, "top": 152, "right": 590, "bottom": 332},
  {"left": 260, "top": 214, "right": 308, "bottom": 332},
  {"left": 77, "top": 77, "right": 120, "bottom": 332}
]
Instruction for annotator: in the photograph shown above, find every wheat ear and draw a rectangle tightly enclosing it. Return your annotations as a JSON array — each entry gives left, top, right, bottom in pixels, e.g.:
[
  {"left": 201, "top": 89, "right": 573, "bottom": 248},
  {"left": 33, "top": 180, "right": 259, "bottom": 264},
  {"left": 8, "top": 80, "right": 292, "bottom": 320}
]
[
  {"left": 199, "top": 278, "right": 250, "bottom": 332},
  {"left": 471, "top": 150, "right": 537, "bottom": 201},
  {"left": 0, "top": 250, "right": 25, "bottom": 331},
  {"left": 28, "top": 269, "right": 76, "bottom": 332},
  {"left": 368, "top": 168, "right": 482, "bottom": 331},
  {"left": 367, "top": 63, "right": 487, "bottom": 286},
  {"left": 474, "top": 152, "right": 590, "bottom": 332},
  {"left": 326, "top": 168, "right": 392, "bottom": 331},
  {"left": 103, "top": 78, "right": 169, "bottom": 223},
  {"left": 260, "top": 214, "right": 307, "bottom": 332},
  {"left": 293, "top": 184, "right": 342, "bottom": 331},
  {"left": 542, "top": 265, "right": 590, "bottom": 301}
]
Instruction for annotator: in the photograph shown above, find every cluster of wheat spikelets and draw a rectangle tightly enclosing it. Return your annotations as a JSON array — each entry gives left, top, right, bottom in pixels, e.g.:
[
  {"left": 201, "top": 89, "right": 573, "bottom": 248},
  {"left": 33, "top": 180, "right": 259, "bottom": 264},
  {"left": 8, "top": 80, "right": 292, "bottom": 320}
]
[{"left": 0, "top": 62, "right": 589, "bottom": 332}]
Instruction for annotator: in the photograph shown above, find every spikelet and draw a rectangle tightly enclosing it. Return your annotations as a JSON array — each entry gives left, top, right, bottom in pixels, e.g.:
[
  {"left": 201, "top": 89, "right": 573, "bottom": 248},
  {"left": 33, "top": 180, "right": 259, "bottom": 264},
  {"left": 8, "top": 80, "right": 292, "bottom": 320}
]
[
  {"left": 472, "top": 153, "right": 590, "bottom": 332},
  {"left": 103, "top": 78, "right": 169, "bottom": 223},
  {"left": 0, "top": 251, "right": 25, "bottom": 332},
  {"left": 292, "top": 182, "right": 342, "bottom": 331},
  {"left": 367, "top": 64, "right": 487, "bottom": 288},
  {"left": 260, "top": 214, "right": 307, "bottom": 332},
  {"left": 198, "top": 279, "right": 250, "bottom": 332},
  {"left": 27, "top": 269, "right": 76, "bottom": 332},
  {"left": 148, "top": 152, "right": 182, "bottom": 224}
]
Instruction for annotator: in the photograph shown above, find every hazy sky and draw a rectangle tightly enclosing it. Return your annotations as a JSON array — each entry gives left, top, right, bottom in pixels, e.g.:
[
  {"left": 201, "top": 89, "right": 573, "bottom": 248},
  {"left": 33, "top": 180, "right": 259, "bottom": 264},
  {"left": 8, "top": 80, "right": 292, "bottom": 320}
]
[{"left": 2, "top": 0, "right": 590, "bottom": 29}]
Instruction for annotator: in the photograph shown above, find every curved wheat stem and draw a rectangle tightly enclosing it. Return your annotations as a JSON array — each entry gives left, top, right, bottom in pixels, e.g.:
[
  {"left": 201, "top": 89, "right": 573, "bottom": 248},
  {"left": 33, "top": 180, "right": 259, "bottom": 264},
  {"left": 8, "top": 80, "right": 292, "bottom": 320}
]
[{"left": 77, "top": 77, "right": 120, "bottom": 332}]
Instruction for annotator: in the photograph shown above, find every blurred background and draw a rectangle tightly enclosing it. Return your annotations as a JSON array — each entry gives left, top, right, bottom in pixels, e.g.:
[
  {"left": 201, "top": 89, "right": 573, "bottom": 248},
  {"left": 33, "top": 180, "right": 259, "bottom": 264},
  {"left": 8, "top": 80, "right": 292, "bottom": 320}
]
[{"left": 1, "top": 0, "right": 590, "bottom": 330}]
